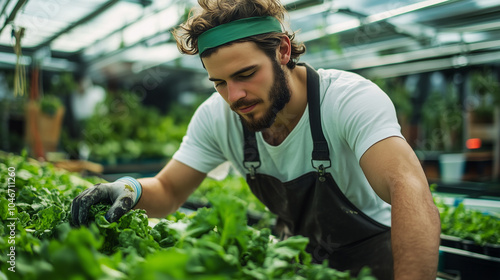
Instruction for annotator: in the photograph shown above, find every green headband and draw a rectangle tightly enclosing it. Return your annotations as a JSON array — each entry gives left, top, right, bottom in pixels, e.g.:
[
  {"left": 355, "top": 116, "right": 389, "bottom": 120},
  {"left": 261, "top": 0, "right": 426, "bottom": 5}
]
[{"left": 198, "top": 16, "right": 282, "bottom": 55}]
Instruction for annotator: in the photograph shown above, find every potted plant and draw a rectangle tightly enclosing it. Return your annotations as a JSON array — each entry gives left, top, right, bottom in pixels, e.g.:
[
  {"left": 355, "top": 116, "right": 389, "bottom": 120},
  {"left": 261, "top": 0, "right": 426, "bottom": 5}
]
[
  {"left": 469, "top": 68, "right": 500, "bottom": 123},
  {"left": 421, "top": 82, "right": 465, "bottom": 182},
  {"left": 468, "top": 68, "right": 500, "bottom": 180},
  {"left": 39, "top": 95, "right": 65, "bottom": 152},
  {"left": 26, "top": 95, "right": 65, "bottom": 156},
  {"left": 25, "top": 72, "right": 75, "bottom": 157}
]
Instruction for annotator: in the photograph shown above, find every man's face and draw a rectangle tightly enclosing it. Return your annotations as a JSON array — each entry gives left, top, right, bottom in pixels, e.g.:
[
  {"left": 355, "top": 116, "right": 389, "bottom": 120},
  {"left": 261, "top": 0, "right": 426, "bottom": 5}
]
[{"left": 202, "top": 41, "right": 291, "bottom": 132}]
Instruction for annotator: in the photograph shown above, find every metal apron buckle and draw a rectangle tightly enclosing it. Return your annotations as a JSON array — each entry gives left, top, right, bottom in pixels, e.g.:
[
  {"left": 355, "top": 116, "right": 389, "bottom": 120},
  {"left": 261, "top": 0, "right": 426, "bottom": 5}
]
[
  {"left": 244, "top": 161, "right": 261, "bottom": 179},
  {"left": 311, "top": 159, "right": 331, "bottom": 182}
]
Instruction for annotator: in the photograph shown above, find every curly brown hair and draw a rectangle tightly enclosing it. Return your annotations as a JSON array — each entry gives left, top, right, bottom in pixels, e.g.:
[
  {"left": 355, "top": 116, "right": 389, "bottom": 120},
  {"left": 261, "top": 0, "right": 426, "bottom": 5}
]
[{"left": 173, "top": 0, "right": 306, "bottom": 69}]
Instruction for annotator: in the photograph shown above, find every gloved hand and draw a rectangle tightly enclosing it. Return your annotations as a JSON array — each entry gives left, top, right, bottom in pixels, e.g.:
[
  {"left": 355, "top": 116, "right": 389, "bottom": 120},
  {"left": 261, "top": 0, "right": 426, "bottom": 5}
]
[{"left": 71, "top": 176, "right": 142, "bottom": 226}]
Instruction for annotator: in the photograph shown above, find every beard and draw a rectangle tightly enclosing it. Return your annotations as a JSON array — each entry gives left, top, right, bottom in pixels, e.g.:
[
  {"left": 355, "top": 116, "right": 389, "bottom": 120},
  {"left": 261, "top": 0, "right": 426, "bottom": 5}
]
[{"left": 235, "top": 59, "right": 291, "bottom": 132}]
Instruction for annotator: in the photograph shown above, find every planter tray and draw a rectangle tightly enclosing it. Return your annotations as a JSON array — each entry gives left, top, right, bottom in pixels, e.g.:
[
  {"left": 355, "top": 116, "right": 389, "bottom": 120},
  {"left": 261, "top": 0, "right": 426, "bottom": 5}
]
[
  {"left": 441, "top": 234, "right": 500, "bottom": 258},
  {"left": 439, "top": 245, "right": 500, "bottom": 280}
]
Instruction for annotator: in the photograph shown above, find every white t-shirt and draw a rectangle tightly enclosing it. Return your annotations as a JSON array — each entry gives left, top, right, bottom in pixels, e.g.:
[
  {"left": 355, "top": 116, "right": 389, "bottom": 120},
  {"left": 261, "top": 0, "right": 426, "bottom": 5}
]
[{"left": 173, "top": 68, "right": 403, "bottom": 226}]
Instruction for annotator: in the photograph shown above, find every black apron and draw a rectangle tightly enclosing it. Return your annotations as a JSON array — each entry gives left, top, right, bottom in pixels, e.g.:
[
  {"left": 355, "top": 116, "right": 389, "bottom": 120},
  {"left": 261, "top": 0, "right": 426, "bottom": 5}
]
[{"left": 241, "top": 64, "right": 394, "bottom": 279}]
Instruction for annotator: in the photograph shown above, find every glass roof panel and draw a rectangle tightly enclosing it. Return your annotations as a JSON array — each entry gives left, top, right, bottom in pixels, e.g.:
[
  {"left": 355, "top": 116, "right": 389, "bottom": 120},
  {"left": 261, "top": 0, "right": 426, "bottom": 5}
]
[
  {"left": 122, "top": 7, "right": 179, "bottom": 46},
  {"left": 122, "top": 43, "right": 180, "bottom": 64},
  {"left": 51, "top": 1, "right": 144, "bottom": 52},
  {"left": 0, "top": 0, "right": 498, "bottom": 76},
  {"left": 0, "top": 0, "right": 107, "bottom": 48}
]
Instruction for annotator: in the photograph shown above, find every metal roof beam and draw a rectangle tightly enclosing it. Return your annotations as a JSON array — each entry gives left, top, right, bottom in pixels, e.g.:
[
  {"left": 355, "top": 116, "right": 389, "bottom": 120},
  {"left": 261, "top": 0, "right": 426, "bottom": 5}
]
[
  {"left": 336, "top": 7, "right": 436, "bottom": 44},
  {"left": 298, "top": 0, "right": 462, "bottom": 43},
  {"left": 0, "top": 0, "right": 28, "bottom": 35},
  {"left": 0, "top": 0, "right": 13, "bottom": 21},
  {"left": 284, "top": 0, "right": 324, "bottom": 11},
  {"left": 81, "top": 2, "right": 184, "bottom": 64},
  {"left": 361, "top": 50, "right": 500, "bottom": 79},
  {"left": 75, "top": 5, "right": 167, "bottom": 57},
  {"left": 308, "top": 38, "right": 500, "bottom": 72},
  {"left": 34, "top": 0, "right": 120, "bottom": 51}
]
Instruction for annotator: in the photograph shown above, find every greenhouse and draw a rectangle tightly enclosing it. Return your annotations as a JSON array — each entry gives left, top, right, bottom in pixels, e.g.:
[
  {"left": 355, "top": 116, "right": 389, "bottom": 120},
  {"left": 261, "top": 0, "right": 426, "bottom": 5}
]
[{"left": 1, "top": 0, "right": 500, "bottom": 279}]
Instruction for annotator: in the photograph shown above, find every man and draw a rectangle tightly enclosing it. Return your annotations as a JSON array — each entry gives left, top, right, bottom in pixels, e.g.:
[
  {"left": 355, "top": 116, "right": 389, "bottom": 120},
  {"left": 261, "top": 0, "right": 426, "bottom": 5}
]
[{"left": 71, "top": 0, "right": 441, "bottom": 279}]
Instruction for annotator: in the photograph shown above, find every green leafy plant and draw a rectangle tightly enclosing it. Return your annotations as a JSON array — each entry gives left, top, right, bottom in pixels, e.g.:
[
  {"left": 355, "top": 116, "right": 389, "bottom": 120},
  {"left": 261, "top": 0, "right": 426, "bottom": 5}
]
[
  {"left": 435, "top": 197, "right": 500, "bottom": 246},
  {"left": 469, "top": 68, "right": 500, "bottom": 123},
  {"left": 0, "top": 151, "right": 376, "bottom": 280},
  {"left": 39, "top": 95, "right": 63, "bottom": 116},
  {"left": 190, "top": 175, "right": 276, "bottom": 230},
  {"left": 421, "top": 83, "right": 463, "bottom": 152},
  {"left": 80, "top": 91, "right": 189, "bottom": 164},
  {"left": 49, "top": 72, "right": 78, "bottom": 96}
]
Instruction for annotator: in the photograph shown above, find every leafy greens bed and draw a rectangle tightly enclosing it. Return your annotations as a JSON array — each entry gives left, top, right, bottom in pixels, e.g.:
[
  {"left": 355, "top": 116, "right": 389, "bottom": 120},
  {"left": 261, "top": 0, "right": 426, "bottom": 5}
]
[
  {"left": 0, "top": 151, "right": 376, "bottom": 280},
  {"left": 188, "top": 175, "right": 276, "bottom": 230},
  {"left": 436, "top": 197, "right": 500, "bottom": 246},
  {"left": 66, "top": 91, "right": 189, "bottom": 164}
]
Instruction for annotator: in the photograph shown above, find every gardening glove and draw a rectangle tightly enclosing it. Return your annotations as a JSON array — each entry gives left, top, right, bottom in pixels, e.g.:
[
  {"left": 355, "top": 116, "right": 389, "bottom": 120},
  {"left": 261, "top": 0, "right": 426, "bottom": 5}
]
[{"left": 71, "top": 176, "right": 142, "bottom": 226}]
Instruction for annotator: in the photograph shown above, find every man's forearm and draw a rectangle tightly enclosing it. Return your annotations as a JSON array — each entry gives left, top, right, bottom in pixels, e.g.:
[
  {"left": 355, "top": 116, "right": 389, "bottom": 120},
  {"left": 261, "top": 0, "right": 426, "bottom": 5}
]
[
  {"left": 133, "top": 160, "right": 206, "bottom": 218},
  {"left": 135, "top": 177, "right": 180, "bottom": 218},
  {"left": 391, "top": 185, "right": 441, "bottom": 280}
]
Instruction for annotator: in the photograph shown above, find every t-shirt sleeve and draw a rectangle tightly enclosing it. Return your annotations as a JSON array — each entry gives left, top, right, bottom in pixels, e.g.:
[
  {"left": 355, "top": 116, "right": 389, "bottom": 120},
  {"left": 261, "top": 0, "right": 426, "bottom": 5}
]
[
  {"left": 172, "top": 97, "right": 227, "bottom": 173},
  {"left": 336, "top": 79, "right": 404, "bottom": 161}
]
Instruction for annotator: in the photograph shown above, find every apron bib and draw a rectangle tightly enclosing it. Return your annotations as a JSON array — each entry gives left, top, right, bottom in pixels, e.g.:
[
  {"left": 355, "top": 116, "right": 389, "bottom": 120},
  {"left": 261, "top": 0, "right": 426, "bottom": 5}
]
[{"left": 241, "top": 64, "right": 394, "bottom": 279}]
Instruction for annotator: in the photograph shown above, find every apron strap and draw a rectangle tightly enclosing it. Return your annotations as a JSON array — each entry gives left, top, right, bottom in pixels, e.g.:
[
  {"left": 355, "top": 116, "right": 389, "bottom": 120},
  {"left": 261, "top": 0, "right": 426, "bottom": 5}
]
[
  {"left": 304, "top": 64, "right": 331, "bottom": 178},
  {"left": 242, "top": 118, "right": 260, "bottom": 179},
  {"left": 241, "top": 63, "right": 331, "bottom": 178}
]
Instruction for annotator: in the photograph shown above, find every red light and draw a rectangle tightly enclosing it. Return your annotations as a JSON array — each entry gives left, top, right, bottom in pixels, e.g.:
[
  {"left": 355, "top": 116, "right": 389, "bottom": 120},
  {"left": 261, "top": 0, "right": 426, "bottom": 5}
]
[{"left": 466, "top": 138, "right": 481, "bottom": 149}]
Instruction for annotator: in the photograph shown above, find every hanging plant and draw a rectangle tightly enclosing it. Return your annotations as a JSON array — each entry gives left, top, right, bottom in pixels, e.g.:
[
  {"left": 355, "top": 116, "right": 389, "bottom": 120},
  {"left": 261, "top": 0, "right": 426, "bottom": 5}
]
[{"left": 40, "top": 95, "right": 63, "bottom": 116}]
